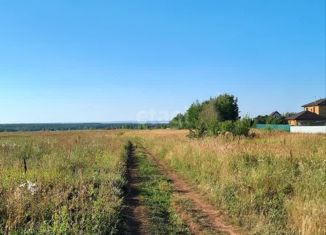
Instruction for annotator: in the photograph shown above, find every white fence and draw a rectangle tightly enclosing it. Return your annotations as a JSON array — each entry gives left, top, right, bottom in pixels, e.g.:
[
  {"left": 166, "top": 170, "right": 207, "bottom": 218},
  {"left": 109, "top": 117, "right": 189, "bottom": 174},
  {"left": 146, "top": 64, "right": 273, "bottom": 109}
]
[{"left": 290, "top": 126, "right": 326, "bottom": 134}]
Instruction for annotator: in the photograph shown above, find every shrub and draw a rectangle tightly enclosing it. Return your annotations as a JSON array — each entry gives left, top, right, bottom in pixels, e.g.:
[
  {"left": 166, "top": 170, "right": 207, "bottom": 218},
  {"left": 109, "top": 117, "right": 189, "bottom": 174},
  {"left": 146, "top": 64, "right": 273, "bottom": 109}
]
[
  {"left": 218, "top": 121, "right": 234, "bottom": 134},
  {"left": 233, "top": 118, "right": 251, "bottom": 136}
]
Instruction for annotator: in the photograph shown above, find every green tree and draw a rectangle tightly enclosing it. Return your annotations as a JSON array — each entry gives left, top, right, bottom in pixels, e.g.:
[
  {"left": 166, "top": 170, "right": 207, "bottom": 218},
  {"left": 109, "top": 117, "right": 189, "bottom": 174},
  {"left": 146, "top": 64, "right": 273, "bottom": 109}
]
[
  {"left": 169, "top": 113, "right": 185, "bottom": 129},
  {"left": 266, "top": 116, "right": 285, "bottom": 124},
  {"left": 213, "top": 94, "right": 239, "bottom": 121},
  {"left": 185, "top": 101, "right": 202, "bottom": 129},
  {"left": 169, "top": 93, "right": 250, "bottom": 137},
  {"left": 199, "top": 100, "right": 219, "bottom": 135},
  {"left": 253, "top": 115, "right": 269, "bottom": 125}
]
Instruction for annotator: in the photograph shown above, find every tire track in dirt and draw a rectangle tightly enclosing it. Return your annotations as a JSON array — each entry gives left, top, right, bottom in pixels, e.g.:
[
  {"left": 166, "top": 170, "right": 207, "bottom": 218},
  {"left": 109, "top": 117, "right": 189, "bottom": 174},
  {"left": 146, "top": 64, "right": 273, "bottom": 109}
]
[
  {"left": 138, "top": 145, "right": 241, "bottom": 235},
  {"left": 124, "top": 143, "right": 150, "bottom": 235}
]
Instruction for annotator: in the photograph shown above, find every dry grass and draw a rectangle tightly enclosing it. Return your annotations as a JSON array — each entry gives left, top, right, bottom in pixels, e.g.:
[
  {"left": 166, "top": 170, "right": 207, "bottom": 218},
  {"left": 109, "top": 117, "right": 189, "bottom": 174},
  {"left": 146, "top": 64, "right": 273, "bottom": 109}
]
[
  {"left": 126, "top": 129, "right": 326, "bottom": 234},
  {"left": 1, "top": 129, "right": 325, "bottom": 234},
  {"left": 0, "top": 130, "right": 128, "bottom": 234}
]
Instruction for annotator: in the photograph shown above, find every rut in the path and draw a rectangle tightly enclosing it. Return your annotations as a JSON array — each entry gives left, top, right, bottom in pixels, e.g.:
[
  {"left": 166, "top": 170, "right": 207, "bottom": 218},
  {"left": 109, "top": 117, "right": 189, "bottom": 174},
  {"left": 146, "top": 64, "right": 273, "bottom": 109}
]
[
  {"left": 139, "top": 146, "right": 241, "bottom": 235},
  {"left": 123, "top": 143, "right": 149, "bottom": 235}
]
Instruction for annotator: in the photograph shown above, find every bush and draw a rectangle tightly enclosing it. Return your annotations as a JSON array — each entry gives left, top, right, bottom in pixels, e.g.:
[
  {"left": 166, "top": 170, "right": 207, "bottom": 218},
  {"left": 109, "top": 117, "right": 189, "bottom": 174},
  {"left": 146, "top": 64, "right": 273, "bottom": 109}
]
[
  {"left": 233, "top": 118, "right": 251, "bottom": 136},
  {"left": 218, "top": 121, "right": 234, "bottom": 134},
  {"left": 217, "top": 119, "right": 250, "bottom": 137}
]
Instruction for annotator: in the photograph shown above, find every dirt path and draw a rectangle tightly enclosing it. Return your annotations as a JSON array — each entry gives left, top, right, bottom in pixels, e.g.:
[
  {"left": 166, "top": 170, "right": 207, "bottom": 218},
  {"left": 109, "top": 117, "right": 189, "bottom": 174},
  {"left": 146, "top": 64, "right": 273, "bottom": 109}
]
[
  {"left": 124, "top": 144, "right": 150, "bottom": 235},
  {"left": 139, "top": 146, "right": 241, "bottom": 235}
]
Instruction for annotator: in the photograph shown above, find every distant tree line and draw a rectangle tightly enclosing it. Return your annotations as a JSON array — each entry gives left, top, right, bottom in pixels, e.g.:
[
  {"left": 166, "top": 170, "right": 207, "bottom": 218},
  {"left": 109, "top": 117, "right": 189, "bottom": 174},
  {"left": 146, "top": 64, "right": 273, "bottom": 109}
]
[
  {"left": 0, "top": 123, "right": 168, "bottom": 132},
  {"left": 170, "top": 94, "right": 251, "bottom": 137},
  {"left": 252, "top": 112, "right": 295, "bottom": 125}
]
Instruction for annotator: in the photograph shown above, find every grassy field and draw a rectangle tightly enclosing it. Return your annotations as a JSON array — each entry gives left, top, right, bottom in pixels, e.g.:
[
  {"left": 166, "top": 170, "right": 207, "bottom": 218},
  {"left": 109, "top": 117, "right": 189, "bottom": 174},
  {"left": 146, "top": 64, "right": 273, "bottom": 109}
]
[
  {"left": 0, "top": 131, "right": 128, "bottom": 234},
  {"left": 128, "top": 129, "right": 326, "bottom": 234},
  {"left": 1, "top": 129, "right": 325, "bottom": 234}
]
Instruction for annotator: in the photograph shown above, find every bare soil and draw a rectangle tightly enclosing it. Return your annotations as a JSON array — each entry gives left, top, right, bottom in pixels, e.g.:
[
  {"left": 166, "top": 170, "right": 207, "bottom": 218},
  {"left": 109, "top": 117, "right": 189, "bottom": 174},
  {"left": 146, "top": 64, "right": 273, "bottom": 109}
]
[{"left": 124, "top": 145, "right": 150, "bottom": 235}]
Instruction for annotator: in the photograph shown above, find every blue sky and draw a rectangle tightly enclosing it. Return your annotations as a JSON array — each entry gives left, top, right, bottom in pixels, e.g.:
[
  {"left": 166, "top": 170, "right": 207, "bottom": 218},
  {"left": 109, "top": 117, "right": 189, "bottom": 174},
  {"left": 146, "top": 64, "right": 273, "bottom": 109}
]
[{"left": 0, "top": 0, "right": 325, "bottom": 123}]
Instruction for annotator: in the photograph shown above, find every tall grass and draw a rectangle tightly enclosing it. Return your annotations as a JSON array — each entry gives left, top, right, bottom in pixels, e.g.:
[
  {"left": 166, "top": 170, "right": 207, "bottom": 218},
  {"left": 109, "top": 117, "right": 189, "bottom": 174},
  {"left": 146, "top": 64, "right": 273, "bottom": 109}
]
[
  {"left": 0, "top": 131, "right": 128, "bottom": 234},
  {"left": 128, "top": 129, "right": 326, "bottom": 234},
  {"left": 1, "top": 129, "right": 325, "bottom": 234}
]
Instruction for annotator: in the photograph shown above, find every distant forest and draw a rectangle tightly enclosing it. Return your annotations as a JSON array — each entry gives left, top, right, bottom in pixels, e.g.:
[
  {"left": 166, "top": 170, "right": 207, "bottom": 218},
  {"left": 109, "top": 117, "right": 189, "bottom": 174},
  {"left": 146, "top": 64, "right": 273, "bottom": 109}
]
[{"left": 0, "top": 123, "right": 168, "bottom": 132}]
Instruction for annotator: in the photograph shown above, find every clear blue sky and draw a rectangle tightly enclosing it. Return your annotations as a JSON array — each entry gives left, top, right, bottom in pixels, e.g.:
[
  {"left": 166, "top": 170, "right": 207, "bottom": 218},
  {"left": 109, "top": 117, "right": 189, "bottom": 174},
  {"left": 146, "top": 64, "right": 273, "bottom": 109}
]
[{"left": 0, "top": 0, "right": 325, "bottom": 123}]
